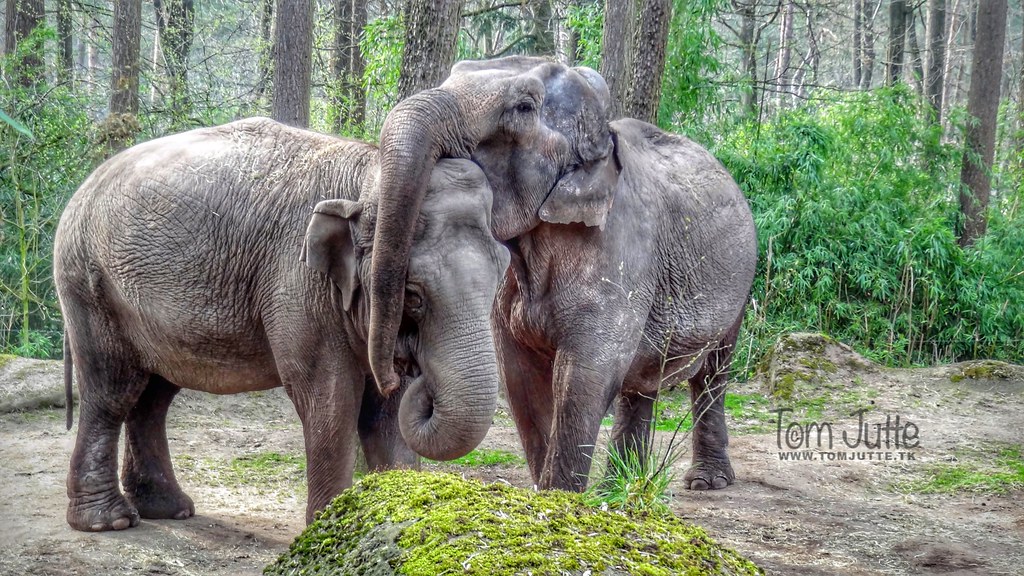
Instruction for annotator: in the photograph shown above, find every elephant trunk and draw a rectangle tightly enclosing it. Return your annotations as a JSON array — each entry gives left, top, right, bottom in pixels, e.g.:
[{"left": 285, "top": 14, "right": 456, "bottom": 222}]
[
  {"left": 369, "top": 89, "right": 474, "bottom": 394},
  {"left": 398, "top": 308, "right": 499, "bottom": 461}
]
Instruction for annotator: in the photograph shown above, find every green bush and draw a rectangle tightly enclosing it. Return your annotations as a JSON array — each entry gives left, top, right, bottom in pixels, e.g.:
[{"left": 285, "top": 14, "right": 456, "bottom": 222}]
[{"left": 717, "top": 87, "right": 1024, "bottom": 372}]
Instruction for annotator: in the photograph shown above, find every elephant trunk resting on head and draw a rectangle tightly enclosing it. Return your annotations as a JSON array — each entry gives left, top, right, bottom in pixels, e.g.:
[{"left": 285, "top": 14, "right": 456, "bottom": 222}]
[
  {"left": 368, "top": 57, "right": 757, "bottom": 491},
  {"left": 54, "top": 117, "right": 508, "bottom": 531}
]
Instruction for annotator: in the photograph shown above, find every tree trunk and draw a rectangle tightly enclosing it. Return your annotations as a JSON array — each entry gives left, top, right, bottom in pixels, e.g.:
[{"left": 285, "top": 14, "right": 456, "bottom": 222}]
[
  {"left": 1015, "top": 0, "right": 1024, "bottom": 168},
  {"left": 555, "top": 0, "right": 579, "bottom": 66},
  {"left": 885, "top": 0, "right": 907, "bottom": 85},
  {"left": 4, "top": 0, "right": 45, "bottom": 86},
  {"left": 254, "top": 0, "right": 274, "bottom": 107},
  {"left": 600, "top": 0, "right": 635, "bottom": 119},
  {"left": 854, "top": 0, "right": 863, "bottom": 87},
  {"left": 154, "top": 0, "right": 195, "bottom": 123},
  {"left": 272, "top": 0, "right": 315, "bottom": 127},
  {"left": 958, "top": 0, "right": 1008, "bottom": 247},
  {"left": 333, "top": 0, "right": 367, "bottom": 133},
  {"left": 531, "top": 0, "right": 555, "bottom": 56},
  {"left": 736, "top": 0, "right": 757, "bottom": 116},
  {"left": 624, "top": 0, "right": 671, "bottom": 124},
  {"left": 57, "top": 0, "right": 73, "bottom": 83},
  {"left": 397, "top": 0, "right": 464, "bottom": 100},
  {"left": 906, "top": 6, "right": 925, "bottom": 95},
  {"left": 110, "top": 0, "right": 142, "bottom": 116},
  {"left": 862, "top": 0, "right": 877, "bottom": 88},
  {"left": 925, "top": 0, "right": 946, "bottom": 120},
  {"left": 776, "top": 0, "right": 794, "bottom": 106}
]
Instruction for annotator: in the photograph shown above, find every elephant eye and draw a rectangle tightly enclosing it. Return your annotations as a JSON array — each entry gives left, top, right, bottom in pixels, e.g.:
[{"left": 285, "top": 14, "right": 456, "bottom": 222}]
[
  {"left": 404, "top": 290, "right": 423, "bottom": 311},
  {"left": 515, "top": 101, "right": 536, "bottom": 114}
]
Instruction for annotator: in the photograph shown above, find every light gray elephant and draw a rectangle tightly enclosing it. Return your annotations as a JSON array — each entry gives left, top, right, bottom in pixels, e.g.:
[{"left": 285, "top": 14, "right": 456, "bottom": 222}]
[
  {"left": 366, "top": 57, "right": 757, "bottom": 492},
  {"left": 54, "top": 117, "right": 509, "bottom": 531}
]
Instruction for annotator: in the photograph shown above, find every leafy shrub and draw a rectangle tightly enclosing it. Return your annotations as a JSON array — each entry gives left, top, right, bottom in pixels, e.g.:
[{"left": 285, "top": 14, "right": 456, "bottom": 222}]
[{"left": 718, "top": 87, "right": 1024, "bottom": 372}]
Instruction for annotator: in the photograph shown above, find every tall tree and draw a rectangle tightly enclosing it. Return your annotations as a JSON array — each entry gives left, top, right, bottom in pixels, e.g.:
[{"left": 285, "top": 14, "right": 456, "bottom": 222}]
[
  {"left": 854, "top": 0, "right": 863, "bottom": 87},
  {"left": 775, "top": 0, "right": 795, "bottom": 105},
  {"left": 600, "top": 0, "right": 635, "bottom": 119},
  {"left": 958, "top": 0, "right": 1008, "bottom": 247},
  {"left": 885, "top": 0, "right": 907, "bottom": 85},
  {"left": 154, "top": 0, "right": 195, "bottom": 122},
  {"left": 254, "top": 0, "right": 274, "bottom": 107},
  {"left": 110, "top": 0, "right": 142, "bottom": 116},
  {"left": 397, "top": 0, "right": 463, "bottom": 100},
  {"left": 554, "top": 0, "right": 579, "bottom": 66},
  {"left": 906, "top": 6, "right": 924, "bottom": 94},
  {"left": 4, "top": 0, "right": 45, "bottom": 86},
  {"left": 735, "top": 0, "right": 758, "bottom": 116},
  {"left": 272, "top": 0, "right": 314, "bottom": 127},
  {"left": 624, "top": 0, "right": 672, "bottom": 124},
  {"left": 861, "top": 0, "right": 877, "bottom": 89},
  {"left": 332, "top": 0, "right": 367, "bottom": 133},
  {"left": 530, "top": 0, "right": 555, "bottom": 56},
  {"left": 925, "top": 0, "right": 946, "bottom": 120},
  {"left": 57, "top": 0, "right": 73, "bottom": 83}
]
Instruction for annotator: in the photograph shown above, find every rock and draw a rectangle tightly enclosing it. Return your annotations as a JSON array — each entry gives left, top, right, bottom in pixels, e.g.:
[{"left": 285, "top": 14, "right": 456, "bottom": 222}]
[
  {"left": 264, "top": 471, "right": 763, "bottom": 576},
  {"left": 759, "top": 332, "right": 876, "bottom": 401},
  {"left": 0, "top": 355, "right": 74, "bottom": 413}
]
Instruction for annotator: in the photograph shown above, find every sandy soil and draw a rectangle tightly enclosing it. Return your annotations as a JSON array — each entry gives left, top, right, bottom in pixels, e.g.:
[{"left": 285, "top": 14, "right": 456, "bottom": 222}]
[{"left": 1, "top": 355, "right": 1022, "bottom": 575}]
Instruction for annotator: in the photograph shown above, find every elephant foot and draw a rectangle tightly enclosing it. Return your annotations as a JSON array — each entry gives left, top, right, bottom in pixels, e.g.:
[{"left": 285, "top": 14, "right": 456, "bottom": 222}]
[
  {"left": 684, "top": 458, "right": 735, "bottom": 491},
  {"left": 67, "top": 491, "right": 141, "bottom": 532},
  {"left": 124, "top": 477, "right": 195, "bottom": 520}
]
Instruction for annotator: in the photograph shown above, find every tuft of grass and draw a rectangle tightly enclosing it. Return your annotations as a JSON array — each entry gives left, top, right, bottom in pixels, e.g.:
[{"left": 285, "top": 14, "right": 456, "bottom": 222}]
[
  {"left": 894, "top": 446, "right": 1024, "bottom": 495},
  {"left": 585, "top": 447, "right": 677, "bottom": 514},
  {"left": 174, "top": 451, "right": 307, "bottom": 496},
  {"left": 436, "top": 449, "right": 524, "bottom": 467}
]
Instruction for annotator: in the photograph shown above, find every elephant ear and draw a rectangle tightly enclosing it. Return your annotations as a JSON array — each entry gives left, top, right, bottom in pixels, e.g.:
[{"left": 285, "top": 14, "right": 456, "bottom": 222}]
[
  {"left": 301, "top": 199, "right": 363, "bottom": 311},
  {"left": 538, "top": 133, "right": 621, "bottom": 229}
]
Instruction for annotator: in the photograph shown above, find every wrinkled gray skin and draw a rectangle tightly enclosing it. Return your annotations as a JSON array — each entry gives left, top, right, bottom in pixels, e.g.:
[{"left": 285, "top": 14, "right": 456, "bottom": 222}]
[
  {"left": 53, "top": 118, "right": 508, "bottom": 532},
  {"left": 370, "top": 57, "right": 757, "bottom": 491}
]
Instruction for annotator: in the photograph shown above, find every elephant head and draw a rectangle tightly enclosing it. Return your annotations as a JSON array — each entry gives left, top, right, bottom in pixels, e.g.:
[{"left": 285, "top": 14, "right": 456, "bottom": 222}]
[
  {"left": 368, "top": 56, "right": 621, "bottom": 391},
  {"left": 303, "top": 159, "right": 510, "bottom": 460}
]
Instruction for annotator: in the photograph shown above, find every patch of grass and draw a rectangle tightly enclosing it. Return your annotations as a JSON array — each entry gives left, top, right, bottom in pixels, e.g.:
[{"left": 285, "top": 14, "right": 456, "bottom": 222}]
[
  {"left": 174, "top": 451, "right": 307, "bottom": 496},
  {"left": 894, "top": 445, "right": 1024, "bottom": 495},
  {"left": 585, "top": 446, "right": 677, "bottom": 514},
  {"left": 437, "top": 449, "right": 524, "bottom": 467}
]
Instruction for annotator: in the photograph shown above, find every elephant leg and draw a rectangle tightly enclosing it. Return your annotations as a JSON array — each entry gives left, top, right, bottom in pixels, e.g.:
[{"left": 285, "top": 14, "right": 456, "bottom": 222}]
[
  {"left": 274, "top": 336, "right": 361, "bottom": 524},
  {"left": 122, "top": 375, "right": 194, "bottom": 520},
  {"left": 66, "top": 333, "right": 146, "bottom": 531},
  {"left": 608, "top": 388, "right": 657, "bottom": 465},
  {"left": 539, "top": 345, "right": 626, "bottom": 492},
  {"left": 684, "top": 318, "right": 742, "bottom": 491},
  {"left": 493, "top": 317, "right": 554, "bottom": 486},
  {"left": 358, "top": 376, "right": 419, "bottom": 472}
]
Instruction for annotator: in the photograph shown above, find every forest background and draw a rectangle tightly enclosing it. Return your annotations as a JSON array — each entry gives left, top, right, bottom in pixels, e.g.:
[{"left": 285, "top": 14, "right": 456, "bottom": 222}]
[{"left": 1, "top": 0, "right": 1022, "bottom": 378}]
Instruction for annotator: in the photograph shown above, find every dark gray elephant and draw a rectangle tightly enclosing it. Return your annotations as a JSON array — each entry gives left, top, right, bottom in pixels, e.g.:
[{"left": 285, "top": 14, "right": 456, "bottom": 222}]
[
  {"left": 54, "top": 118, "right": 508, "bottom": 531},
  {"left": 367, "top": 57, "right": 757, "bottom": 492}
]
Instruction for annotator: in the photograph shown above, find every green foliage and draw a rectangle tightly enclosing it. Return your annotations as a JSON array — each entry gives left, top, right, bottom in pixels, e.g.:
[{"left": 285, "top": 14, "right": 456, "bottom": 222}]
[
  {"left": 1, "top": 73, "right": 96, "bottom": 358},
  {"left": 267, "top": 471, "right": 763, "bottom": 575},
  {"left": 565, "top": 1, "right": 604, "bottom": 69},
  {"left": 658, "top": 0, "right": 728, "bottom": 139},
  {"left": 359, "top": 14, "right": 404, "bottom": 139},
  {"left": 718, "top": 87, "right": 1024, "bottom": 372}
]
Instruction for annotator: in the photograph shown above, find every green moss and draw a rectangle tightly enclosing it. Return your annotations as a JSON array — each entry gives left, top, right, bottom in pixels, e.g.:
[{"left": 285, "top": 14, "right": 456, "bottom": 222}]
[
  {"left": 797, "top": 356, "right": 837, "bottom": 374},
  {"left": 0, "top": 354, "right": 16, "bottom": 370},
  {"left": 265, "top": 471, "right": 763, "bottom": 576},
  {"left": 769, "top": 370, "right": 813, "bottom": 401},
  {"left": 893, "top": 445, "right": 1024, "bottom": 495},
  {"left": 953, "top": 360, "right": 1015, "bottom": 382}
]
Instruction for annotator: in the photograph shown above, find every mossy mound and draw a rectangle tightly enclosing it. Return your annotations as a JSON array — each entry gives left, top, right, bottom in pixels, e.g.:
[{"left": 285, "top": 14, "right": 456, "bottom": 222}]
[
  {"left": 0, "top": 356, "right": 71, "bottom": 413},
  {"left": 949, "top": 360, "right": 1024, "bottom": 383},
  {"left": 759, "top": 332, "right": 875, "bottom": 401},
  {"left": 264, "top": 471, "right": 763, "bottom": 576}
]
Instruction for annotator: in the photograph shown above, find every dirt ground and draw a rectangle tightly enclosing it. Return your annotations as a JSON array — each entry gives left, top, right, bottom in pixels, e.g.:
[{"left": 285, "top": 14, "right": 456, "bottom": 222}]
[{"left": 1, "top": 350, "right": 1022, "bottom": 575}]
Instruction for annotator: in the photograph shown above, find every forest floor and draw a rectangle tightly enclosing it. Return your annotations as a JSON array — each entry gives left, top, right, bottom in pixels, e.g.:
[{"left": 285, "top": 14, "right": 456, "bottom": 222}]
[{"left": 0, "top": 339, "right": 1022, "bottom": 575}]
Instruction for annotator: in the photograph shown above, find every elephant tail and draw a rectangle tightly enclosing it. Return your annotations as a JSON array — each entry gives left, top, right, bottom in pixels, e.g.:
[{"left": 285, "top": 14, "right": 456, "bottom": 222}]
[{"left": 64, "top": 332, "right": 73, "bottom": 431}]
